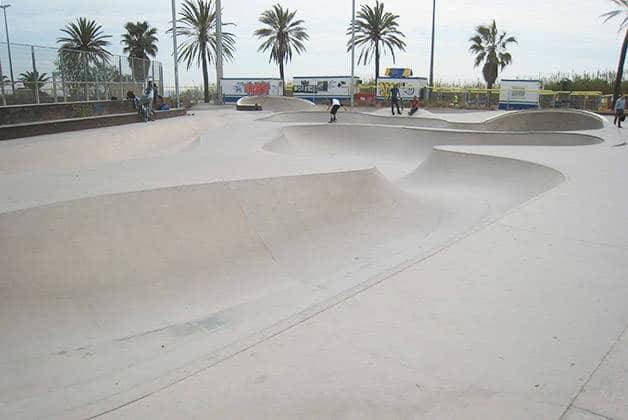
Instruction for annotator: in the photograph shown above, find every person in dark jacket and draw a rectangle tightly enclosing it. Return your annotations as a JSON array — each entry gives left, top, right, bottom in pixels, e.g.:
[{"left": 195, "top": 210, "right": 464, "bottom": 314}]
[{"left": 390, "top": 84, "right": 401, "bottom": 115}]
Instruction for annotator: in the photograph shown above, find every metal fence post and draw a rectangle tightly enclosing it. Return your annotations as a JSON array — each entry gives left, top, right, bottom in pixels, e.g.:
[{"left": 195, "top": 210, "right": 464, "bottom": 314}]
[
  {"left": 59, "top": 52, "right": 67, "bottom": 102},
  {"left": 118, "top": 55, "right": 123, "bottom": 100},
  {"left": 31, "top": 45, "right": 40, "bottom": 104},
  {"left": 131, "top": 56, "right": 137, "bottom": 93},
  {"left": 0, "top": 53, "right": 6, "bottom": 106},
  {"left": 95, "top": 58, "right": 100, "bottom": 101},
  {"left": 83, "top": 51, "right": 89, "bottom": 101},
  {"left": 159, "top": 63, "right": 163, "bottom": 96},
  {"left": 52, "top": 72, "right": 57, "bottom": 103}
]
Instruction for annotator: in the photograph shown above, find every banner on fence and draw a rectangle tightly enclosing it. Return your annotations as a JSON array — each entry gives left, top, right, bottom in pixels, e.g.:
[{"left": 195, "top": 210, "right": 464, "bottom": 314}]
[
  {"left": 292, "top": 76, "right": 356, "bottom": 100},
  {"left": 221, "top": 78, "right": 283, "bottom": 102},
  {"left": 376, "top": 77, "right": 428, "bottom": 100},
  {"left": 499, "top": 79, "right": 541, "bottom": 110}
]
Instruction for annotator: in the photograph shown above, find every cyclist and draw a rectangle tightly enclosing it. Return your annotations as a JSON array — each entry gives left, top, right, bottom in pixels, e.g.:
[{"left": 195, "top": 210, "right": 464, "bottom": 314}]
[{"left": 139, "top": 81, "right": 155, "bottom": 120}]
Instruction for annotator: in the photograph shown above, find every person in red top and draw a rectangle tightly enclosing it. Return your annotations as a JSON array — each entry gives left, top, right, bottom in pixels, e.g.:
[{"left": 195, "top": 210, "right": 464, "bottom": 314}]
[{"left": 408, "top": 96, "right": 420, "bottom": 116}]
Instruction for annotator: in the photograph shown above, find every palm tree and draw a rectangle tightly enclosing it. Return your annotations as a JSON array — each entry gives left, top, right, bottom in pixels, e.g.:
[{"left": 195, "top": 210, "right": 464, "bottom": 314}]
[
  {"left": 121, "top": 21, "right": 159, "bottom": 81},
  {"left": 19, "top": 71, "right": 50, "bottom": 93},
  {"left": 347, "top": 1, "right": 406, "bottom": 81},
  {"left": 468, "top": 20, "right": 517, "bottom": 90},
  {"left": 169, "top": 0, "right": 237, "bottom": 103},
  {"left": 254, "top": 4, "right": 309, "bottom": 95},
  {"left": 601, "top": 0, "right": 628, "bottom": 105},
  {"left": 57, "top": 18, "right": 112, "bottom": 99},
  {"left": 57, "top": 18, "right": 112, "bottom": 65}
]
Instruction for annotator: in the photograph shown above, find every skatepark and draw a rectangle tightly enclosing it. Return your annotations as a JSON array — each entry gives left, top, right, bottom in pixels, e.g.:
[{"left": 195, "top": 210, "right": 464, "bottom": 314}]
[{"left": 1, "top": 99, "right": 628, "bottom": 419}]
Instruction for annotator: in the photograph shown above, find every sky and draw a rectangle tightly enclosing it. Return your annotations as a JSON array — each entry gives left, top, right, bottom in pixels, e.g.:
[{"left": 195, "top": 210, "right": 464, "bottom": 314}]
[{"left": 0, "top": 0, "right": 625, "bottom": 89}]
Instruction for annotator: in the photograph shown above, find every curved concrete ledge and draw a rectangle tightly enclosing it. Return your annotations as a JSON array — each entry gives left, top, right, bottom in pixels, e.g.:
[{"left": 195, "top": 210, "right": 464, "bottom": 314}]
[
  {"left": 266, "top": 124, "right": 601, "bottom": 171},
  {"left": 237, "top": 96, "right": 316, "bottom": 112},
  {"left": 477, "top": 109, "right": 605, "bottom": 131},
  {"left": 263, "top": 109, "right": 606, "bottom": 132}
]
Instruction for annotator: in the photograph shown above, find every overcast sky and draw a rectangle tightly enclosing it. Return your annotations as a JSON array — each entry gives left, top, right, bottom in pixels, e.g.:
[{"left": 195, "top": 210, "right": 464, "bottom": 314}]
[{"left": 1, "top": 0, "right": 625, "bottom": 88}]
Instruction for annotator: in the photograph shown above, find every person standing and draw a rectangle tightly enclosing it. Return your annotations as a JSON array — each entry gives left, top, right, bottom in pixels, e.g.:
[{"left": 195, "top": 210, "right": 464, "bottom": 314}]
[
  {"left": 614, "top": 95, "right": 626, "bottom": 128},
  {"left": 390, "top": 84, "right": 401, "bottom": 115}
]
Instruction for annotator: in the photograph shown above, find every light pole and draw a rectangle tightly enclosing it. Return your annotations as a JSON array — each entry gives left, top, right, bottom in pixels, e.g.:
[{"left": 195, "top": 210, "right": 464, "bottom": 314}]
[
  {"left": 215, "top": 0, "right": 224, "bottom": 105},
  {"left": 170, "top": 0, "right": 180, "bottom": 108},
  {"left": 0, "top": 3, "right": 14, "bottom": 95},
  {"left": 350, "top": 0, "right": 356, "bottom": 108},
  {"left": 428, "top": 0, "right": 436, "bottom": 100}
]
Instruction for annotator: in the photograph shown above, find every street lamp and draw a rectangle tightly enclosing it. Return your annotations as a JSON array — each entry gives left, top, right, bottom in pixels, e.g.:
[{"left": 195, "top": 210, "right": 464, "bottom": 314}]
[
  {"left": 170, "top": 0, "right": 180, "bottom": 108},
  {"left": 350, "top": 0, "right": 356, "bottom": 108},
  {"left": 215, "top": 0, "right": 223, "bottom": 105},
  {"left": 0, "top": 2, "right": 14, "bottom": 94},
  {"left": 428, "top": 0, "right": 436, "bottom": 99}
]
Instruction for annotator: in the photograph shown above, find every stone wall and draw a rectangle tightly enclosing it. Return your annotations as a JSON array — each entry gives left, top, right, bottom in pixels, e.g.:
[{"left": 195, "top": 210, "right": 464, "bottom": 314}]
[{"left": 0, "top": 100, "right": 136, "bottom": 125}]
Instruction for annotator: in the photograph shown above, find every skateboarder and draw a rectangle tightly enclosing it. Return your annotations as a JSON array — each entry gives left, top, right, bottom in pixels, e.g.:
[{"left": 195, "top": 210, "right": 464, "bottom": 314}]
[{"left": 327, "top": 98, "right": 347, "bottom": 123}]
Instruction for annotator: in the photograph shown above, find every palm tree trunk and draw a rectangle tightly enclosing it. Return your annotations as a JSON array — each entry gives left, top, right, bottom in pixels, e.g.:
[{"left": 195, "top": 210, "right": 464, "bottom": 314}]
[
  {"left": 201, "top": 48, "right": 210, "bottom": 103},
  {"left": 375, "top": 42, "right": 380, "bottom": 82},
  {"left": 613, "top": 28, "right": 628, "bottom": 106},
  {"left": 279, "top": 60, "right": 285, "bottom": 96}
]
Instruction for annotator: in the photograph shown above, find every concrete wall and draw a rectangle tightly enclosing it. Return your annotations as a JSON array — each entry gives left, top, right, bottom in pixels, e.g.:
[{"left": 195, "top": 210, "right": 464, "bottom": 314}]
[
  {"left": 0, "top": 108, "right": 186, "bottom": 141},
  {"left": 0, "top": 100, "right": 135, "bottom": 125}
]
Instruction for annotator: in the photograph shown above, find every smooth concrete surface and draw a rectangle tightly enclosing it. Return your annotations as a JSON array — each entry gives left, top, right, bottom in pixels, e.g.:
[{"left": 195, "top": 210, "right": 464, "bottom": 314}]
[{"left": 0, "top": 107, "right": 627, "bottom": 420}]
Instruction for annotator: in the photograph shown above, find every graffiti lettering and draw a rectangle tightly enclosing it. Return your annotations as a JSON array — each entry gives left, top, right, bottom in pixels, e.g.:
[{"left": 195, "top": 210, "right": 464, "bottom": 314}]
[{"left": 244, "top": 81, "right": 270, "bottom": 96}]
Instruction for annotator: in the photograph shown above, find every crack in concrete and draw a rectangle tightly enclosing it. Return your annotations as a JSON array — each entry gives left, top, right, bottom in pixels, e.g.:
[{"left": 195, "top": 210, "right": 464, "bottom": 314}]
[{"left": 558, "top": 323, "right": 628, "bottom": 420}]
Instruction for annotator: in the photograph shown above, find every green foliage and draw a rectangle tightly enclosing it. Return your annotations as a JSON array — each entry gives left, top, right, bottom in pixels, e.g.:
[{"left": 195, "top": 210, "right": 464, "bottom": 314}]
[
  {"left": 169, "top": 0, "right": 236, "bottom": 69},
  {"left": 469, "top": 20, "right": 517, "bottom": 89},
  {"left": 122, "top": 21, "right": 159, "bottom": 59},
  {"left": 168, "top": 0, "right": 237, "bottom": 102},
  {"left": 57, "top": 18, "right": 112, "bottom": 66},
  {"left": 122, "top": 21, "right": 159, "bottom": 81},
  {"left": 541, "top": 71, "right": 628, "bottom": 94},
  {"left": 19, "top": 71, "right": 50, "bottom": 92},
  {"left": 254, "top": 3, "right": 308, "bottom": 85},
  {"left": 347, "top": 0, "right": 406, "bottom": 81}
]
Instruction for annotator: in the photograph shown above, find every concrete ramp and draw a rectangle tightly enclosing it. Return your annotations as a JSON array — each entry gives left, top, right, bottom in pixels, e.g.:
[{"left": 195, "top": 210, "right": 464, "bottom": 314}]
[
  {"left": 264, "top": 109, "right": 605, "bottom": 132},
  {"left": 266, "top": 124, "right": 601, "bottom": 177},
  {"left": 402, "top": 148, "right": 565, "bottom": 214},
  {"left": 479, "top": 109, "right": 604, "bottom": 131},
  {"left": 0, "top": 143, "right": 569, "bottom": 418},
  {"left": 237, "top": 96, "right": 316, "bottom": 112},
  {"left": 0, "top": 169, "right": 448, "bottom": 418},
  {"left": 262, "top": 111, "right": 451, "bottom": 128}
]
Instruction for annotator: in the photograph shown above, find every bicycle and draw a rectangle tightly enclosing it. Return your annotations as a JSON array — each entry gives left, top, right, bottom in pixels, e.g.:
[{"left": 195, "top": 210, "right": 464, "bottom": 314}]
[{"left": 135, "top": 97, "right": 154, "bottom": 122}]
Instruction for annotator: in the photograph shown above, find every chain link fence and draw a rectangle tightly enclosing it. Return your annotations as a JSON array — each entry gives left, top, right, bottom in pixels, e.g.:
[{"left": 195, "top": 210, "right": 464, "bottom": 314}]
[{"left": 0, "top": 42, "right": 164, "bottom": 106}]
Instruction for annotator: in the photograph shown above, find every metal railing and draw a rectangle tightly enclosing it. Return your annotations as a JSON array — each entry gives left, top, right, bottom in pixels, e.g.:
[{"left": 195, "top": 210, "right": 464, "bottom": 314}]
[{"left": 0, "top": 42, "right": 164, "bottom": 106}]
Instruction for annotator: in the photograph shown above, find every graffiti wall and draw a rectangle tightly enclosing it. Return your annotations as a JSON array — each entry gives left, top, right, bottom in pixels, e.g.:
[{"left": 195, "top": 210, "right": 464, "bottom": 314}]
[
  {"left": 221, "top": 78, "right": 283, "bottom": 102},
  {"left": 293, "top": 77, "right": 355, "bottom": 99},
  {"left": 376, "top": 77, "right": 428, "bottom": 100}
]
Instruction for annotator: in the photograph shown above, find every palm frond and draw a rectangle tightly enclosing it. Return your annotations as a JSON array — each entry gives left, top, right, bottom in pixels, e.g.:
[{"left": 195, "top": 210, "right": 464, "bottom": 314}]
[
  {"left": 346, "top": 0, "right": 406, "bottom": 76},
  {"left": 167, "top": 0, "right": 237, "bottom": 70},
  {"left": 468, "top": 20, "right": 516, "bottom": 86},
  {"left": 253, "top": 3, "right": 309, "bottom": 68}
]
